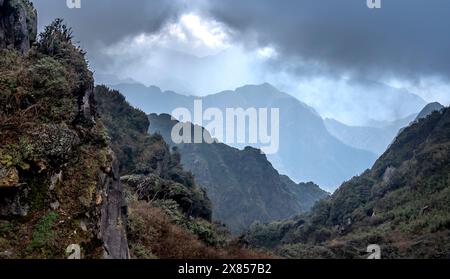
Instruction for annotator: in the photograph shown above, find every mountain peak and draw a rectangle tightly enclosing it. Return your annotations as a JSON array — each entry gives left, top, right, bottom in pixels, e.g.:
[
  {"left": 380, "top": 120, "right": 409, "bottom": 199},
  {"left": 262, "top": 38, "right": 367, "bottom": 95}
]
[
  {"left": 235, "top": 83, "right": 280, "bottom": 95},
  {"left": 415, "top": 102, "right": 445, "bottom": 121}
]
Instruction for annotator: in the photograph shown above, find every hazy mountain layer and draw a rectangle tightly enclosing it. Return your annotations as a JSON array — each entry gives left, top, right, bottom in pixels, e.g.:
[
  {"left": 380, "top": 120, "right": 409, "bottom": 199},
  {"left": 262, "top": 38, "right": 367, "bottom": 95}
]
[
  {"left": 113, "top": 83, "right": 377, "bottom": 190},
  {"left": 324, "top": 115, "right": 416, "bottom": 155},
  {"left": 325, "top": 102, "right": 445, "bottom": 155}
]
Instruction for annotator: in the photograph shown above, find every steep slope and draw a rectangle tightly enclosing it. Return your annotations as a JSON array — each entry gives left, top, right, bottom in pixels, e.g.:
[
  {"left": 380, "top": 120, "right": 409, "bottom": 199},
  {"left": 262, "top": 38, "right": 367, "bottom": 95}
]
[
  {"left": 112, "top": 83, "right": 377, "bottom": 190},
  {"left": 0, "top": 11, "right": 128, "bottom": 259},
  {"left": 148, "top": 113, "right": 329, "bottom": 234},
  {"left": 244, "top": 107, "right": 450, "bottom": 259}
]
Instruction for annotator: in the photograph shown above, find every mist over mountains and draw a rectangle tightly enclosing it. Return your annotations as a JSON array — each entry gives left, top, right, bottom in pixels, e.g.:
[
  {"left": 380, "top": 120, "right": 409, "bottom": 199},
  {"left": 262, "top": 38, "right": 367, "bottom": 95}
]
[
  {"left": 110, "top": 82, "right": 380, "bottom": 190},
  {"left": 324, "top": 115, "right": 416, "bottom": 155},
  {"left": 324, "top": 102, "right": 445, "bottom": 155},
  {"left": 296, "top": 79, "right": 427, "bottom": 126}
]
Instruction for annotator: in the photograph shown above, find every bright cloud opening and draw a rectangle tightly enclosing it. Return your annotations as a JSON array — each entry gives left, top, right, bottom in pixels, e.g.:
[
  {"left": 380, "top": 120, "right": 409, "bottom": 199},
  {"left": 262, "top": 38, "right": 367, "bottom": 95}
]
[{"left": 257, "top": 47, "right": 278, "bottom": 59}]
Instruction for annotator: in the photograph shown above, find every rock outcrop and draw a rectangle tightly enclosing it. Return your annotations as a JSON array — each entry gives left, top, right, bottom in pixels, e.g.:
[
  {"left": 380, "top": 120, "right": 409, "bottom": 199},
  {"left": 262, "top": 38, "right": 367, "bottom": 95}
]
[
  {"left": 0, "top": 0, "right": 37, "bottom": 53},
  {"left": 99, "top": 156, "right": 130, "bottom": 259}
]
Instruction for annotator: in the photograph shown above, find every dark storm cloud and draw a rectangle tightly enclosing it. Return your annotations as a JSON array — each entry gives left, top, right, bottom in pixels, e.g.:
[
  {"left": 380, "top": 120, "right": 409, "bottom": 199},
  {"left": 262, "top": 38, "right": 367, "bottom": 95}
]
[
  {"left": 205, "top": 0, "right": 450, "bottom": 80},
  {"left": 30, "top": 0, "right": 450, "bottom": 82},
  {"left": 32, "top": 0, "right": 184, "bottom": 47}
]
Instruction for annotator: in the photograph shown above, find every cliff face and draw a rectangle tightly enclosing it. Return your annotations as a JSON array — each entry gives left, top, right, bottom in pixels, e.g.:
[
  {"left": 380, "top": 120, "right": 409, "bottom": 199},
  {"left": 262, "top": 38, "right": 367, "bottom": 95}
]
[
  {"left": 0, "top": 7, "right": 128, "bottom": 258},
  {"left": 0, "top": 0, "right": 37, "bottom": 53}
]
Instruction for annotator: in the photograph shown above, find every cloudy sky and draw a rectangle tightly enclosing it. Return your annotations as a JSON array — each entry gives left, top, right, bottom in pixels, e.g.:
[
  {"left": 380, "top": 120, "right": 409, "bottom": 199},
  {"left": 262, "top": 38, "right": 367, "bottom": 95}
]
[{"left": 32, "top": 0, "right": 450, "bottom": 125}]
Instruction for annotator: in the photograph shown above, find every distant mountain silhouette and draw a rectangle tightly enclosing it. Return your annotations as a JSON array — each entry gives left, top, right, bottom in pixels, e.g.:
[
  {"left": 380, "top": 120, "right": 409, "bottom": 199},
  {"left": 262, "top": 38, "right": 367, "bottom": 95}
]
[
  {"left": 324, "top": 115, "right": 416, "bottom": 155},
  {"left": 325, "top": 102, "right": 445, "bottom": 155},
  {"left": 112, "top": 83, "right": 377, "bottom": 190}
]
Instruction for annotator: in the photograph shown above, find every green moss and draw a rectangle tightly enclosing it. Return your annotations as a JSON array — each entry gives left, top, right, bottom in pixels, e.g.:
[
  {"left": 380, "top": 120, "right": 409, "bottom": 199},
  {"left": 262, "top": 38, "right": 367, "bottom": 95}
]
[{"left": 27, "top": 211, "right": 59, "bottom": 252}]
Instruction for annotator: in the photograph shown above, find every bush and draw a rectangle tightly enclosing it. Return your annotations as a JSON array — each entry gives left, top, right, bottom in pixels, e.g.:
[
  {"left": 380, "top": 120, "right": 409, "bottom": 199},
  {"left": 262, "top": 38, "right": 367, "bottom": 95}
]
[{"left": 28, "top": 57, "right": 68, "bottom": 95}]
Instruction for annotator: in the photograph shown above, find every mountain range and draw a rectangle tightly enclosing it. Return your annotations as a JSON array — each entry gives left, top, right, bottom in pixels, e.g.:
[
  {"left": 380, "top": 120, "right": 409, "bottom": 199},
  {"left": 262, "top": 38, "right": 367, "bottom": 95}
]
[
  {"left": 111, "top": 83, "right": 378, "bottom": 190},
  {"left": 148, "top": 113, "right": 329, "bottom": 233}
]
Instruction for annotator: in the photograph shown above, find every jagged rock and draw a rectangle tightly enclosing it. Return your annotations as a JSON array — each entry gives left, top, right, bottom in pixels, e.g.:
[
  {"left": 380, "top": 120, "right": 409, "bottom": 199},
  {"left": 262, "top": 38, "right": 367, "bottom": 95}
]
[
  {"left": 79, "top": 84, "right": 96, "bottom": 122},
  {"left": 99, "top": 156, "right": 130, "bottom": 259},
  {"left": 0, "top": 166, "right": 19, "bottom": 188},
  {"left": 0, "top": 0, "right": 37, "bottom": 53}
]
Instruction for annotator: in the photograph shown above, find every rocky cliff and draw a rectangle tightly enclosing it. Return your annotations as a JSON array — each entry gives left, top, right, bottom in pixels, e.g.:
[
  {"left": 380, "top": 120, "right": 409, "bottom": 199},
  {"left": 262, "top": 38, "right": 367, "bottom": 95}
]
[
  {"left": 0, "top": 0, "right": 37, "bottom": 53},
  {"left": 0, "top": 6, "right": 128, "bottom": 259}
]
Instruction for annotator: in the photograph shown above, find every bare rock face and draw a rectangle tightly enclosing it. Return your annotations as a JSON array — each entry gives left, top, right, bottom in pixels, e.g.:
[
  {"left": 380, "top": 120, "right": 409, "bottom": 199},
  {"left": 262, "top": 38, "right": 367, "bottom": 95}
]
[
  {"left": 0, "top": 0, "right": 37, "bottom": 53},
  {"left": 99, "top": 155, "right": 130, "bottom": 259}
]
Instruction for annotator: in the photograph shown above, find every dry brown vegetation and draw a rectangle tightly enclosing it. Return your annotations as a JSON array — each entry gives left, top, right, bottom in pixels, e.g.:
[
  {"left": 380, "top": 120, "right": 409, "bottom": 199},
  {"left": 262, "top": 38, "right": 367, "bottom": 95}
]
[{"left": 128, "top": 201, "right": 274, "bottom": 259}]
